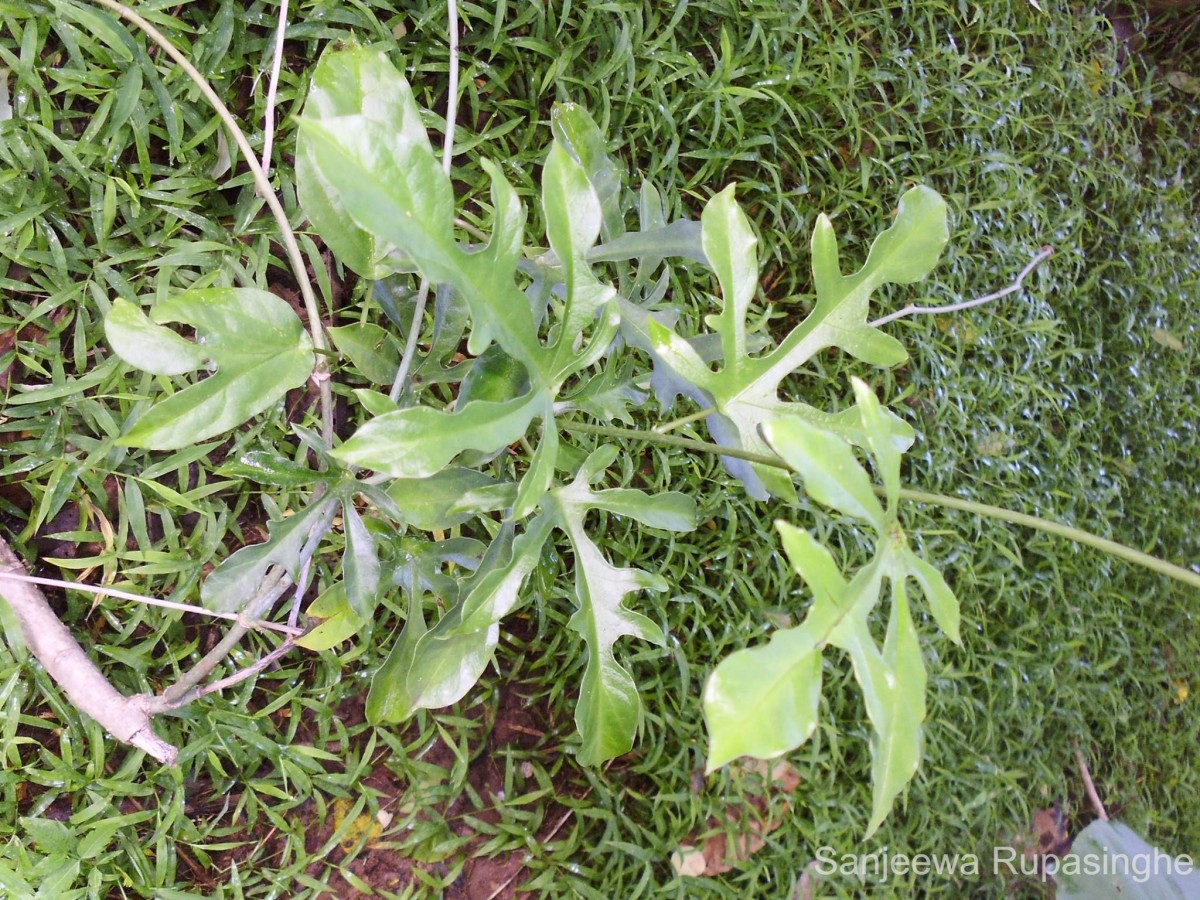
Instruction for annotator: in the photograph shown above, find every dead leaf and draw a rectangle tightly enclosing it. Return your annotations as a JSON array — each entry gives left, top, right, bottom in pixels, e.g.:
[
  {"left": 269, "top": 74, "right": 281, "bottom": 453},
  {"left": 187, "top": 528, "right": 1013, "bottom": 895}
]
[
  {"left": 1018, "top": 804, "right": 1071, "bottom": 874},
  {"left": 733, "top": 758, "right": 802, "bottom": 793},
  {"left": 794, "top": 861, "right": 822, "bottom": 900},
  {"left": 1084, "top": 57, "right": 1107, "bottom": 96},
  {"left": 1150, "top": 327, "right": 1185, "bottom": 351},
  {"left": 1166, "top": 70, "right": 1200, "bottom": 95},
  {"left": 673, "top": 759, "right": 802, "bottom": 876},
  {"left": 935, "top": 316, "right": 978, "bottom": 343},
  {"left": 332, "top": 797, "right": 387, "bottom": 852},
  {"left": 1172, "top": 680, "right": 1189, "bottom": 705},
  {"left": 670, "top": 845, "right": 707, "bottom": 877}
]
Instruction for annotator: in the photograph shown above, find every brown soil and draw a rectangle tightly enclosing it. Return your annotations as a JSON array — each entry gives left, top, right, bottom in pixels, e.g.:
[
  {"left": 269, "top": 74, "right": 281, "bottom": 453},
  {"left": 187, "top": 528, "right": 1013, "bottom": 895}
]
[{"left": 191, "top": 668, "right": 582, "bottom": 898}]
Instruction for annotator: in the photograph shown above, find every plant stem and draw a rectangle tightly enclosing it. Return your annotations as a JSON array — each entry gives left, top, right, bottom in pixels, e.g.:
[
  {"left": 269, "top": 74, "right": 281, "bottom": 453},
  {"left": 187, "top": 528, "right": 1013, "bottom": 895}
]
[
  {"left": 180, "top": 636, "right": 300, "bottom": 707},
  {"left": 564, "top": 420, "right": 780, "bottom": 467},
  {"left": 870, "top": 245, "right": 1055, "bottom": 328},
  {"left": 560, "top": 420, "right": 1200, "bottom": 590},
  {"left": 441, "top": 0, "right": 460, "bottom": 176},
  {"left": 260, "top": 0, "right": 290, "bottom": 175},
  {"left": 894, "top": 487, "right": 1200, "bottom": 589},
  {"left": 0, "top": 571, "right": 302, "bottom": 635},
  {"left": 654, "top": 406, "right": 717, "bottom": 434},
  {"left": 152, "top": 567, "right": 291, "bottom": 709},
  {"left": 149, "top": 500, "right": 337, "bottom": 712},
  {"left": 86, "top": 0, "right": 334, "bottom": 445},
  {"left": 390, "top": 0, "right": 460, "bottom": 403}
]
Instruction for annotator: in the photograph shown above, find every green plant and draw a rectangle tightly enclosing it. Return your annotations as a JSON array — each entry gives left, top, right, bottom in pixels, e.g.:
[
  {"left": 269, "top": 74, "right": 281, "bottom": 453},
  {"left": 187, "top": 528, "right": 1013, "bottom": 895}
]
[
  {"left": 4, "top": 5, "right": 1197, "bottom": 853},
  {"left": 93, "top": 39, "right": 967, "bottom": 831}
]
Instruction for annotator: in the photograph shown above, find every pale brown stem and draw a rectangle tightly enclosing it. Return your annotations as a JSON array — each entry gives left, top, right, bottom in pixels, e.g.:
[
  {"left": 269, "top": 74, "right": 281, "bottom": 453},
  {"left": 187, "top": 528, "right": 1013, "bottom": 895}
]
[
  {"left": 870, "top": 245, "right": 1055, "bottom": 327},
  {"left": 0, "top": 537, "right": 177, "bottom": 765},
  {"left": 1075, "top": 748, "right": 1109, "bottom": 821}
]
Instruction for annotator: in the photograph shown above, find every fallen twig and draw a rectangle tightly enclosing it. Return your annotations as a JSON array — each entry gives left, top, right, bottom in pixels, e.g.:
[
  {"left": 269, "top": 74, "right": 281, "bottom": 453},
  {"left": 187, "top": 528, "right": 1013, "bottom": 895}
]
[{"left": 0, "top": 536, "right": 178, "bottom": 766}]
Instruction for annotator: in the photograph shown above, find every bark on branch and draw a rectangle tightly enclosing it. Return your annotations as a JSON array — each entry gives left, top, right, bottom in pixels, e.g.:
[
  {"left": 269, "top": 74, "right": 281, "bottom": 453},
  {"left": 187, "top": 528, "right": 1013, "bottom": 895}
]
[{"left": 0, "top": 537, "right": 178, "bottom": 766}]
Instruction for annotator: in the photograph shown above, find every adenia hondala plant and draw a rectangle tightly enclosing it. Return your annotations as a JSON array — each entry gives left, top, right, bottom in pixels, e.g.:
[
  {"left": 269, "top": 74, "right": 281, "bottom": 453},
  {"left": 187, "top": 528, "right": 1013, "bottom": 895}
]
[{"left": 103, "top": 42, "right": 962, "bottom": 834}]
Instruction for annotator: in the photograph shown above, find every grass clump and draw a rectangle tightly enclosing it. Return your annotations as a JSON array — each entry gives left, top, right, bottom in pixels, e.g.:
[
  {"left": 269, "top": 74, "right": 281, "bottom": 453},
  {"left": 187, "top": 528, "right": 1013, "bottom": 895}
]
[{"left": 0, "top": 0, "right": 1197, "bottom": 896}]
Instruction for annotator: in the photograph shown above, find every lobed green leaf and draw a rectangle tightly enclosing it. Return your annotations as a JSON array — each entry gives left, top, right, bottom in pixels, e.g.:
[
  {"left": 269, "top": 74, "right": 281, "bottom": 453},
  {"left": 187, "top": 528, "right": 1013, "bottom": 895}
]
[
  {"left": 202, "top": 497, "right": 336, "bottom": 613},
  {"left": 763, "top": 416, "right": 886, "bottom": 530},
  {"left": 109, "top": 289, "right": 314, "bottom": 450},
  {"left": 331, "top": 393, "right": 543, "bottom": 479}
]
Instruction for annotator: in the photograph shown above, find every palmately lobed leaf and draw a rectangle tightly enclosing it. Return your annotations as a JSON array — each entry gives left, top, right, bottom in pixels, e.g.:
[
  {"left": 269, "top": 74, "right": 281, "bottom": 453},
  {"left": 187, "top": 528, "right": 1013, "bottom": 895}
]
[
  {"left": 564, "top": 527, "right": 668, "bottom": 765},
  {"left": 543, "top": 473, "right": 693, "bottom": 765},
  {"left": 297, "top": 48, "right": 554, "bottom": 383},
  {"left": 643, "top": 184, "right": 946, "bottom": 501},
  {"left": 109, "top": 288, "right": 314, "bottom": 450},
  {"left": 707, "top": 508, "right": 958, "bottom": 835}
]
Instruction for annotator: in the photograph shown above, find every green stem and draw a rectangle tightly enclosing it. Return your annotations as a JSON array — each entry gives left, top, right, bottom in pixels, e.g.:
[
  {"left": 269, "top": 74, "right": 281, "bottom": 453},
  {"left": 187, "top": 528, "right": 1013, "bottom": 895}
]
[
  {"left": 894, "top": 488, "right": 1200, "bottom": 589},
  {"left": 564, "top": 420, "right": 779, "bottom": 466},
  {"left": 654, "top": 406, "right": 717, "bottom": 434},
  {"left": 560, "top": 420, "right": 1200, "bottom": 591}
]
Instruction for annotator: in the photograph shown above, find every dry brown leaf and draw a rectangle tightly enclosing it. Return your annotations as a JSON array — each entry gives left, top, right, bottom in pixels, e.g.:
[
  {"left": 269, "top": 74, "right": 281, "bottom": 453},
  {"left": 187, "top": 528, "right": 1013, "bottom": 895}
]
[
  {"left": 794, "top": 861, "right": 822, "bottom": 900},
  {"left": 731, "top": 758, "right": 802, "bottom": 792},
  {"left": 670, "top": 845, "right": 707, "bottom": 877},
  {"left": 1020, "top": 804, "right": 1071, "bottom": 873},
  {"left": 1151, "top": 327, "right": 1185, "bottom": 351},
  {"left": 673, "top": 759, "right": 803, "bottom": 876}
]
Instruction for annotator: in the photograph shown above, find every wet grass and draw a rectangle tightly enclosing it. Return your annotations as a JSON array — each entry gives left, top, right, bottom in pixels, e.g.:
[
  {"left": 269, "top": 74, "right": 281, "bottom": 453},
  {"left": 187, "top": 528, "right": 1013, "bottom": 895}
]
[{"left": 0, "top": 0, "right": 1197, "bottom": 896}]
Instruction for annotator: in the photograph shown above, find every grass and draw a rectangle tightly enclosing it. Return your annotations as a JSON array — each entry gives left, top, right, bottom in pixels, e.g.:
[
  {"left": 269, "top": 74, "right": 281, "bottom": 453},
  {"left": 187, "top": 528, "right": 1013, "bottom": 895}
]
[{"left": 1, "top": 0, "right": 1198, "bottom": 896}]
